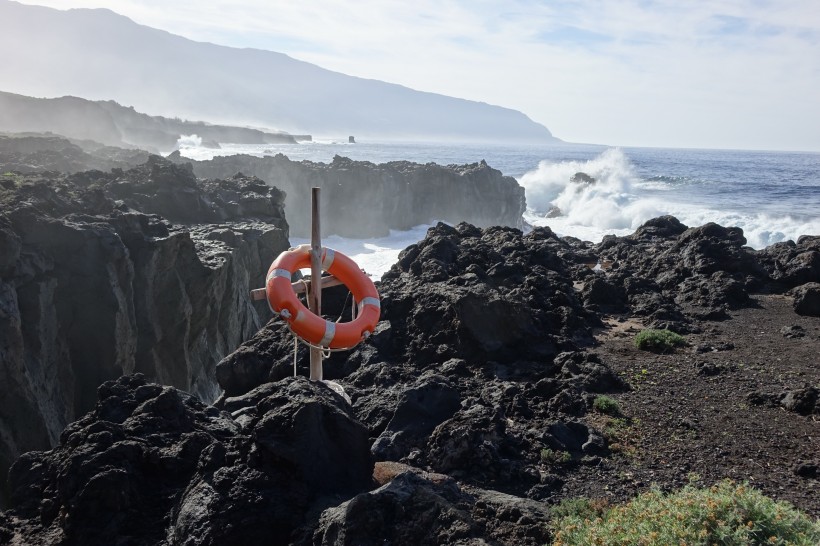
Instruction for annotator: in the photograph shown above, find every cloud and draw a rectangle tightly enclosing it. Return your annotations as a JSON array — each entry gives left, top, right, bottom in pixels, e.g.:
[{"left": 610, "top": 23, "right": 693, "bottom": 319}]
[{"left": 12, "top": 0, "right": 820, "bottom": 150}]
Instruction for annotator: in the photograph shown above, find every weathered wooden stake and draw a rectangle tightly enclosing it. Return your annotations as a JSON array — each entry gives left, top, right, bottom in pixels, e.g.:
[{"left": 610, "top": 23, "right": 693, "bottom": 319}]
[{"left": 309, "top": 187, "right": 323, "bottom": 381}]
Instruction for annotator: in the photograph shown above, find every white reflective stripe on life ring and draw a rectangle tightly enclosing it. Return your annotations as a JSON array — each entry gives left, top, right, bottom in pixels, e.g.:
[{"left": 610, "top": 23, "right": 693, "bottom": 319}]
[
  {"left": 321, "top": 248, "right": 335, "bottom": 270},
  {"left": 359, "top": 297, "right": 381, "bottom": 309},
  {"left": 268, "top": 268, "right": 292, "bottom": 282},
  {"left": 319, "top": 321, "right": 336, "bottom": 346}
]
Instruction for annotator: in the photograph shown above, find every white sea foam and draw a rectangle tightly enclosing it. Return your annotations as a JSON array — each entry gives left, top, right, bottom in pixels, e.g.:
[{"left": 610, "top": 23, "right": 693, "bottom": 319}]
[
  {"left": 519, "top": 148, "right": 820, "bottom": 249},
  {"left": 658, "top": 206, "right": 820, "bottom": 249},
  {"left": 290, "top": 224, "right": 434, "bottom": 280},
  {"left": 176, "top": 134, "right": 203, "bottom": 149},
  {"left": 520, "top": 148, "right": 665, "bottom": 232}
]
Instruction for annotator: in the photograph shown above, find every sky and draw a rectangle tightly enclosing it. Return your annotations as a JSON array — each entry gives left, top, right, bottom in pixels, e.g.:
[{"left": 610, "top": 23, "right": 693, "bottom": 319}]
[{"left": 13, "top": 0, "right": 820, "bottom": 151}]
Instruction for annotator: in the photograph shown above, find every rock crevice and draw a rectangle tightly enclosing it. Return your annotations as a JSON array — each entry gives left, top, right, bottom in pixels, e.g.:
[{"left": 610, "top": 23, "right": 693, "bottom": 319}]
[{"left": 0, "top": 158, "right": 289, "bottom": 507}]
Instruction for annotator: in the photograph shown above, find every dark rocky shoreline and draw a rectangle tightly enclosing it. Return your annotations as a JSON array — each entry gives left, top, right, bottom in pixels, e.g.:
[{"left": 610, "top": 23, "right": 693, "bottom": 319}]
[
  {"left": 1, "top": 135, "right": 818, "bottom": 544},
  {"left": 166, "top": 151, "right": 526, "bottom": 238}
]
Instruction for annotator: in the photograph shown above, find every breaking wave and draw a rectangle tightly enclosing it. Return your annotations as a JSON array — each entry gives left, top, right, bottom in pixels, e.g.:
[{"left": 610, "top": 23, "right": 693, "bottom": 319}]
[
  {"left": 519, "top": 148, "right": 664, "bottom": 232},
  {"left": 176, "top": 134, "right": 203, "bottom": 149},
  {"left": 518, "top": 148, "right": 820, "bottom": 249}
]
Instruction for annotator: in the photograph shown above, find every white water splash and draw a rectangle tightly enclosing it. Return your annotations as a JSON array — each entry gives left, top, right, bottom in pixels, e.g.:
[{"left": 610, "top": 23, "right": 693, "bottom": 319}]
[
  {"left": 519, "top": 148, "right": 819, "bottom": 249},
  {"left": 520, "top": 148, "right": 664, "bottom": 232},
  {"left": 290, "top": 224, "right": 434, "bottom": 280},
  {"left": 176, "top": 134, "right": 202, "bottom": 149}
]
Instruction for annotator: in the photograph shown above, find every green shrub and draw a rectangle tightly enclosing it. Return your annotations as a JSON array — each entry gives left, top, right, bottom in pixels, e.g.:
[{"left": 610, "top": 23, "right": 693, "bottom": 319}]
[
  {"left": 592, "top": 395, "right": 622, "bottom": 416},
  {"left": 551, "top": 497, "right": 607, "bottom": 522},
  {"left": 541, "top": 448, "right": 572, "bottom": 464},
  {"left": 552, "top": 479, "right": 820, "bottom": 545},
  {"left": 634, "top": 328, "right": 685, "bottom": 353}
]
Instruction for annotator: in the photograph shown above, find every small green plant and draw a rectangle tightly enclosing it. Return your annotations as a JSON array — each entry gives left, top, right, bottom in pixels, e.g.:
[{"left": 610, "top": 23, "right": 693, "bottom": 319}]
[
  {"left": 634, "top": 328, "right": 685, "bottom": 353},
  {"left": 632, "top": 367, "right": 649, "bottom": 383},
  {"left": 552, "top": 479, "right": 820, "bottom": 545},
  {"left": 599, "top": 416, "right": 639, "bottom": 456},
  {"left": 551, "top": 497, "right": 609, "bottom": 521},
  {"left": 687, "top": 471, "right": 702, "bottom": 484},
  {"left": 592, "top": 395, "right": 622, "bottom": 416},
  {"left": 541, "top": 448, "right": 572, "bottom": 464},
  {"left": 603, "top": 417, "right": 629, "bottom": 438}
]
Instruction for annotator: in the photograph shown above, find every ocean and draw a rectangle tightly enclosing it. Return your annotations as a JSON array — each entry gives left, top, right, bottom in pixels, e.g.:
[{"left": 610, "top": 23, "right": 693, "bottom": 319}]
[{"left": 175, "top": 137, "right": 820, "bottom": 277}]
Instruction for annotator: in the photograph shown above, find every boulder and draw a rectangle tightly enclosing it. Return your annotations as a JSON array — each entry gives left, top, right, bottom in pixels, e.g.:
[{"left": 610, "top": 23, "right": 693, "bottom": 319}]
[
  {"left": 370, "top": 374, "right": 461, "bottom": 461},
  {"left": 570, "top": 171, "right": 596, "bottom": 184},
  {"left": 307, "top": 471, "right": 552, "bottom": 546},
  {"left": 791, "top": 282, "right": 820, "bottom": 316},
  {"left": 581, "top": 276, "right": 626, "bottom": 308},
  {"left": 756, "top": 236, "right": 820, "bottom": 288},
  {"left": 780, "top": 387, "right": 819, "bottom": 416},
  {"left": 4, "top": 374, "right": 373, "bottom": 545},
  {"left": 631, "top": 215, "right": 688, "bottom": 240}
]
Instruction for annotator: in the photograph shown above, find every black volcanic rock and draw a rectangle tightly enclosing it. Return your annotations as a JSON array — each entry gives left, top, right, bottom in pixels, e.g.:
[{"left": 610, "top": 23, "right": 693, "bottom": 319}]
[
  {"left": 4, "top": 211, "right": 818, "bottom": 543},
  {"left": 261, "top": 223, "right": 627, "bottom": 541},
  {"left": 0, "top": 157, "right": 289, "bottom": 508},
  {"left": 219, "top": 222, "right": 600, "bottom": 398},
  {"left": 5, "top": 134, "right": 528, "bottom": 240},
  {"left": 4, "top": 374, "right": 372, "bottom": 546},
  {"left": 0, "top": 133, "right": 149, "bottom": 173},
  {"left": 570, "top": 171, "right": 595, "bottom": 184},
  {"left": 217, "top": 222, "right": 625, "bottom": 500},
  {"left": 780, "top": 386, "right": 819, "bottom": 416},
  {"left": 596, "top": 218, "right": 765, "bottom": 322},
  {"left": 308, "top": 471, "right": 552, "bottom": 546},
  {"left": 756, "top": 235, "right": 820, "bottom": 289},
  {"left": 377, "top": 223, "right": 595, "bottom": 363},
  {"left": 61, "top": 155, "right": 288, "bottom": 228},
  {"left": 791, "top": 282, "right": 820, "bottom": 317},
  {"left": 169, "top": 153, "right": 526, "bottom": 238}
]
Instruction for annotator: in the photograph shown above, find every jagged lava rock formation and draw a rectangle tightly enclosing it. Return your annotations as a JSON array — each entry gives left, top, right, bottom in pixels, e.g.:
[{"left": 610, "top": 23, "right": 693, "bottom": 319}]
[
  {"left": 2, "top": 134, "right": 528, "bottom": 240},
  {"left": 0, "top": 156, "right": 289, "bottom": 508},
  {"left": 168, "top": 152, "right": 526, "bottom": 238},
  {"left": 2, "top": 222, "right": 628, "bottom": 545},
  {"left": 3, "top": 374, "right": 372, "bottom": 545},
  {"left": 594, "top": 217, "right": 820, "bottom": 324},
  {"left": 0, "top": 133, "right": 150, "bottom": 174},
  {"left": 1, "top": 215, "right": 819, "bottom": 543}
]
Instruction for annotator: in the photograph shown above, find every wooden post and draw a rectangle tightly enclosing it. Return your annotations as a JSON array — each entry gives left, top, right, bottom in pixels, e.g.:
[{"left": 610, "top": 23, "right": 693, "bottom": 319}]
[{"left": 309, "top": 187, "right": 323, "bottom": 381}]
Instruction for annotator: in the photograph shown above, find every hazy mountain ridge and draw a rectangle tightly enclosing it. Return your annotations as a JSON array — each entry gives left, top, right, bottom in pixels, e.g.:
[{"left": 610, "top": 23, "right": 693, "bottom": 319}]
[
  {"left": 0, "top": 90, "right": 302, "bottom": 152},
  {"left": 0, "top": 0, "right": 557, "bottom": 143}
]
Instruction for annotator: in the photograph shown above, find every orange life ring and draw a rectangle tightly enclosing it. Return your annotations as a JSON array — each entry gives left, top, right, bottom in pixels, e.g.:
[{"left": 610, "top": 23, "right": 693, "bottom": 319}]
[{"left": 266, "top": 244, "right": 380, "bottom": 349}]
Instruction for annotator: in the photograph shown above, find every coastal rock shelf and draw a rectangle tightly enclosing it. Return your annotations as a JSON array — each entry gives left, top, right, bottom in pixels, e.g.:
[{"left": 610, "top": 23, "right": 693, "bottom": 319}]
[
  {"left": 2, "top": 134, "right": 528, "bottom": 240},
  {"left": 168, "top": 152, "right": 527, "bottom": 238},
  {"left": 0, "top": 157, "right": 289, "bottom": 508},
  {"left": 0, "top": 134, "right": 150, "bottom": 174}
]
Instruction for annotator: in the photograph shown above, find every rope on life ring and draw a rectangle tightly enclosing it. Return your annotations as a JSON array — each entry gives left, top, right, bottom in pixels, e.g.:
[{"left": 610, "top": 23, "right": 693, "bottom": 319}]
[{"left": 265, "top": 244, "right": 380, "bottom": 350}]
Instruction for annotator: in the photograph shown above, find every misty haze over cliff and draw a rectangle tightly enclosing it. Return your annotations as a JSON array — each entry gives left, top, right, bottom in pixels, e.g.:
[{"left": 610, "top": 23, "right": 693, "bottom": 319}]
[{"left": 0, "top": 0, "right": 557, "bottom": 143}]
